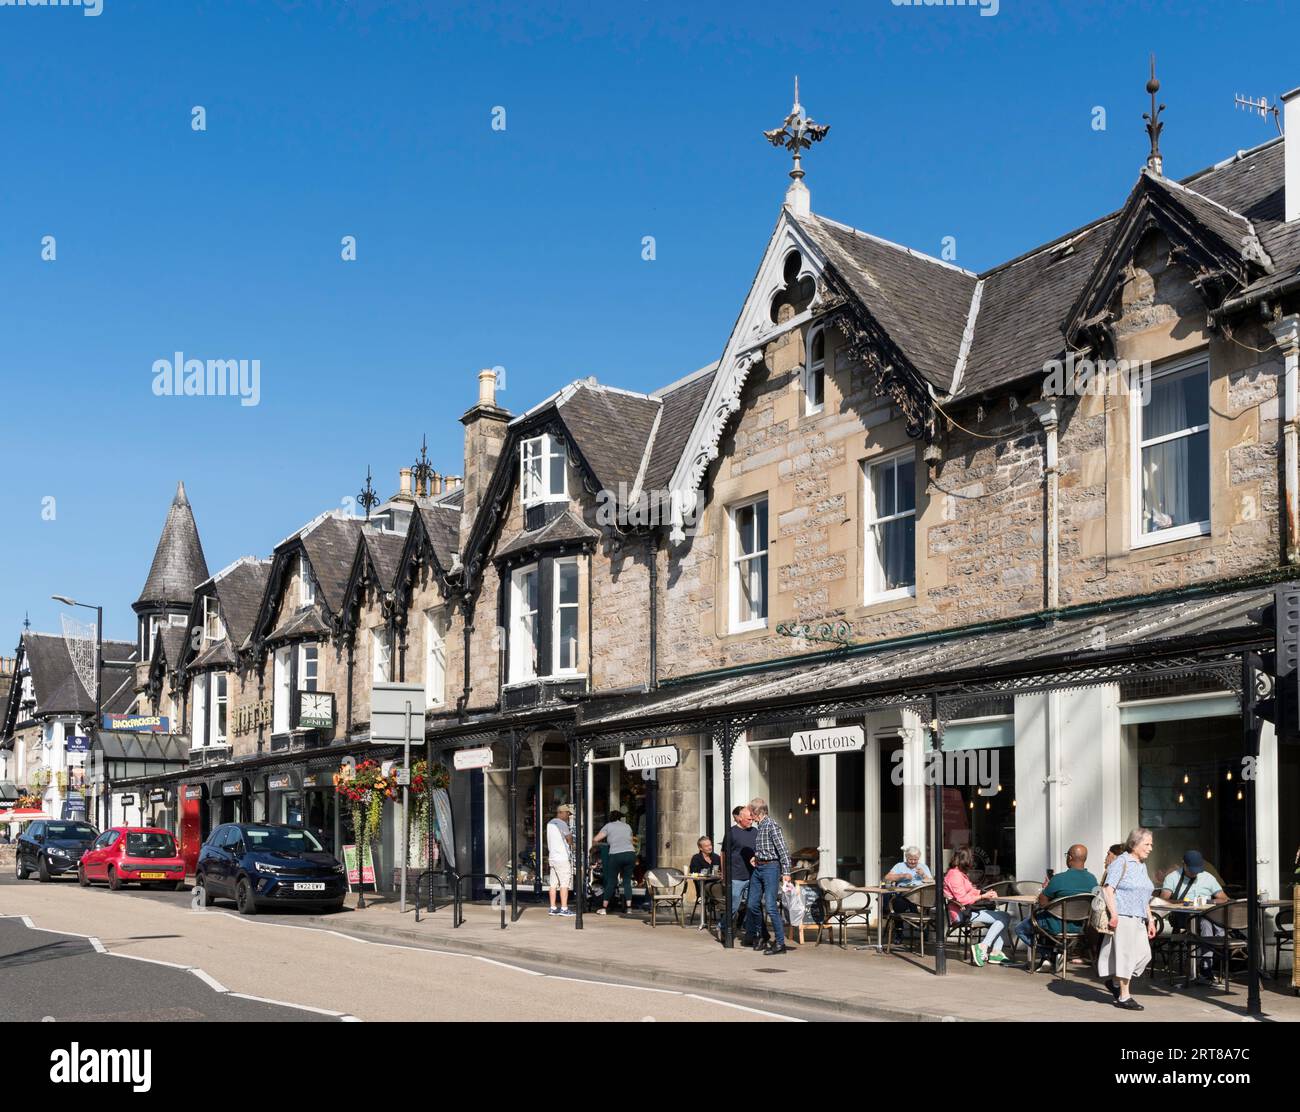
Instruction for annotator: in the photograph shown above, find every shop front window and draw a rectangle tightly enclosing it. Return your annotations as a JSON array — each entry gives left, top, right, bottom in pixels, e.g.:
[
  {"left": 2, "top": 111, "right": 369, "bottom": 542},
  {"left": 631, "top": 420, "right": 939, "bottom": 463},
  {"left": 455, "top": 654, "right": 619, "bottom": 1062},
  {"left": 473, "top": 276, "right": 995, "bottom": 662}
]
[
  {"left": 926, "top": 728, "right": 1015, "bottom": 882},
  {"left": 747, "top": 736, "right": 820, "bottom": 865},
  {"left": 484, "top": 740, "right": 571, "bottom": 891}
]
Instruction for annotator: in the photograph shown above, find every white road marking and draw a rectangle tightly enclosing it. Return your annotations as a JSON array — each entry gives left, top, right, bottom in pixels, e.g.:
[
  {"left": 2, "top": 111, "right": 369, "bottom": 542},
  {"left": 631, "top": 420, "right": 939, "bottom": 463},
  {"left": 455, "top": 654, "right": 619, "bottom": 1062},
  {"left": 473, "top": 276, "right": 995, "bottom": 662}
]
[
  {"left": 683, "top": 993, "right": 806, "bottom": 1021},
  {"left": 227, "top": 992, "right": 353, "bottom": 1018},
  {"left": 108, "top": 952, "right": 194, "bottom": 971},
  {"left": 88, "top": 936, "right": 107, "bottom": 953},
  {"left": 189, "top": 968, "right": 229, "bottom": 994}
]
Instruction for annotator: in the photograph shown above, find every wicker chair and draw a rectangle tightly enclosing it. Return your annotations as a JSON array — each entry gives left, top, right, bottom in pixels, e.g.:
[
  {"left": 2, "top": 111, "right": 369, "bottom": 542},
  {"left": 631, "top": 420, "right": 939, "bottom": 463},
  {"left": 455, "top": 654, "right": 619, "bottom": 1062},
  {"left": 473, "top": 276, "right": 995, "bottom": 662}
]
[
  {"left": 815, "top": 878, "right": 871, "bottom": 948},
  {"left": 644, "top": 867, "right": 686, "bottom": 928},
  {"left": 1273, "top": 905, "right": 1294, "bottom": 981},
  {"left": 885, "top": 882, "right": 937, "bottom": 956},
  {"left": 1199, "top": 900, "right": 1252, "bottom": 992},
  {"left": 1025, "top": 895, "right": 1093, "bottom": 979}
]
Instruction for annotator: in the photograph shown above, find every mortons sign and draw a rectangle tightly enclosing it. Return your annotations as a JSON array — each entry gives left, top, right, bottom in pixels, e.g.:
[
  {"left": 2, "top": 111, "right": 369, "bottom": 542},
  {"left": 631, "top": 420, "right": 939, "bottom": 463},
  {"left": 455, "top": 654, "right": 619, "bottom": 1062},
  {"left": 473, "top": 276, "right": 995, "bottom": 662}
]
[
  {"left": 623, "top": 745, "right": 679, "bottom": 771},
  {"left": 789, "top": 725, "right": 865, "bottom": 756}
]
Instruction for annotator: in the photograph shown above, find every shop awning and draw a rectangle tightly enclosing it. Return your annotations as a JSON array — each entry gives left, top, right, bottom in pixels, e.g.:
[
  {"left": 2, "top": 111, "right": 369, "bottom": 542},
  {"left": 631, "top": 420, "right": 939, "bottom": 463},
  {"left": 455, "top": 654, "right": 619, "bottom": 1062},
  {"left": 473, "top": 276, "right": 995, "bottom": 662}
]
[
  {"left": 92, "top": 731, "right": 189, "bottom": 762},
  {"left": 579, "top": 586, "right": 1271, "bottom": 733},
  {"left": 0, "top": 781, "right": 18, "bottom": 804}
]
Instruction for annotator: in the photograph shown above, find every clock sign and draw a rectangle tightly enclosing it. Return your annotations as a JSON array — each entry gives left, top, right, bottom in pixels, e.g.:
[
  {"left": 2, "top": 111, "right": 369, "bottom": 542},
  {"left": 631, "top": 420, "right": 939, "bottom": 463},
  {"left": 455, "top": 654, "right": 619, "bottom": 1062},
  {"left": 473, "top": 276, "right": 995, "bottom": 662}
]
[{"left": 295, "top": 690, "right": 335, "bottom": 731}]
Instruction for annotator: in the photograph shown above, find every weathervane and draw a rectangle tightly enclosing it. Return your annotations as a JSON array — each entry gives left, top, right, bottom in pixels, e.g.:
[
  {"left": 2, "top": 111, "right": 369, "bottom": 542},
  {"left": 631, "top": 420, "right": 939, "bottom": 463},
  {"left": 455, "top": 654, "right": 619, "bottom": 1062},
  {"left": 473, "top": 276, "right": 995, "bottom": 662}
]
[
  {"left": 1143, "top": 54, "right": 1166, "bottom": 175},
  {"left": 764, "top": 76, "right": 829, "bottom": 214},
  {"left": 412, "top": 434, "right": 437, "bottom": 496},
  {"left": 358, "top": 466, "right": 380, "bottom": 521}
]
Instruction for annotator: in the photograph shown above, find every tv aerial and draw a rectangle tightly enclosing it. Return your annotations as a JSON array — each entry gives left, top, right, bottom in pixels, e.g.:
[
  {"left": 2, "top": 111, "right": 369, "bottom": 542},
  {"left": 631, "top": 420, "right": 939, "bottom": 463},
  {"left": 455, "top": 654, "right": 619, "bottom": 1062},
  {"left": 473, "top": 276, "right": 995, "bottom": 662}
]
[{"left": 1234, "top": 93, "right": 1282, "bottom": 136}]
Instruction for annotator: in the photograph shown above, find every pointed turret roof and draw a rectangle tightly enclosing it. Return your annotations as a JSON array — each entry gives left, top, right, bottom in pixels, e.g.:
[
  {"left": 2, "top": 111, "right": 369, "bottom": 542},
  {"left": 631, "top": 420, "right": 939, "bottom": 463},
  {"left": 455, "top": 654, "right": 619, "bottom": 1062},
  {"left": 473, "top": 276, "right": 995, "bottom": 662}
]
[{"left": 133, "top": 481, "right": 210, "bottom": 613}]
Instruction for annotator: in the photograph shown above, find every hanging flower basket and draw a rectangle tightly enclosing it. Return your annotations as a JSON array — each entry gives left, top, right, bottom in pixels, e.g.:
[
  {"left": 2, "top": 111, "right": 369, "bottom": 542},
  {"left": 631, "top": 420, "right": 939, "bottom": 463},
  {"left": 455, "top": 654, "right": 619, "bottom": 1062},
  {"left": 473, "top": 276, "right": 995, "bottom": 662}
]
[{"left": 333, "top": 759, "right": 398, "bottom": 864}]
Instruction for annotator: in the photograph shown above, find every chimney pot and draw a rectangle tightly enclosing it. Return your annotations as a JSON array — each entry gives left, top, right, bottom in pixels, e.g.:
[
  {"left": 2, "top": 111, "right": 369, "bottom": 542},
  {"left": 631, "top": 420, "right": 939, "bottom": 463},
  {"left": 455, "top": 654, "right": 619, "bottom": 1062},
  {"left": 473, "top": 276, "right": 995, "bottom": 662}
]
[
  {"left": 478, "top": 368, "right": 497, "bottom": 408},
  {"left": 1285, "top": 86, "right": 1300, "bottom": 224},
  {"left": 431, "top": 472, "right": 443, "bottom": 495},
  {"left": 399, "top": 467, "right": 413, "bottom": 497}
]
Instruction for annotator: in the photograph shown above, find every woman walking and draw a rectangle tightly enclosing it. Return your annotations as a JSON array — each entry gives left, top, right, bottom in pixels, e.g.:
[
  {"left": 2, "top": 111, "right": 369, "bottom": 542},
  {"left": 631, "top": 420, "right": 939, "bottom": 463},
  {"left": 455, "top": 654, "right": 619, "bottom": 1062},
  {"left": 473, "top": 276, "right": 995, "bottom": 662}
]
[{"left": 1098, "top": 827, "right": 1157, "bottom": 1011}]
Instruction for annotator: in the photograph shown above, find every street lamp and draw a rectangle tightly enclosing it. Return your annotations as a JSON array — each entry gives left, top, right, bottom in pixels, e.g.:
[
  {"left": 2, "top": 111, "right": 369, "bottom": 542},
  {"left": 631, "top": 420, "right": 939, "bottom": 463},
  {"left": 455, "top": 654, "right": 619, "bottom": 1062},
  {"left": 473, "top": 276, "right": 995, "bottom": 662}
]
[{"left": 51, "top": 595, "right": 102, "bottom": 830}]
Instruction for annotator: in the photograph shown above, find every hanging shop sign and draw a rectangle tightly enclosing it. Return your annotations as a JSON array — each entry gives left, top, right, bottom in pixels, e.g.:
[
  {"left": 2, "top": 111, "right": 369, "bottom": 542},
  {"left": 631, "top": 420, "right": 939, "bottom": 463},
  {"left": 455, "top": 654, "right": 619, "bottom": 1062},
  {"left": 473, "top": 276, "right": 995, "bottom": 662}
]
[
  {"left": 65, "top": 735, "right": 91, "bottom": 753},
  {"left": 221, "top": 781, "right": 244, "bottom": 797},
  {"left": 294, "top": 691, "right": 336, "bottom": 731},
  {"left": 303, "top": 772, "right": 324, "bottom": 789},
  {"left": 268, "top": 773, "right": 296, "bottom": 792},
  {"left": 149, "top": 789, "right": 167, "bottom": 803},
  {"left": 119, "top": 794, "right": 136, "bottom": 807},
  {"left": 789, "top": 725, "right": 865, "bottom": 756},
  {"left": 102, "top": 714, "right": 170, "bottom": 733},
  {"left": 623, "top": 745, "right": 680, "bottom": 772},
  {"left": 452, "top": 746, "right": 494, "bottom": 771},
  {"left": 183, "top": 785, "right": 204, "bottom": 801}
]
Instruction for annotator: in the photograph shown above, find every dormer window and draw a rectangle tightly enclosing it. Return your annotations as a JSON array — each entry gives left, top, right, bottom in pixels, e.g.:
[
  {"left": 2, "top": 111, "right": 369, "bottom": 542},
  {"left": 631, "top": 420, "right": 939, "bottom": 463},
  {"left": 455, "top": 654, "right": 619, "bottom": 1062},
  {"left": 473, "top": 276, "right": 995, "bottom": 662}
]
[
  {"left": 299, "top": 556, "right": 316, "bottom": 607},
  {"left": 203, "top": 596, "right": 224, "bottom": 642},
  {"left": 521, "top": 434, "right": 567, "bottom": 507},
  {"left": 804, "top": 325, "right": 826, "bottom": 415}
]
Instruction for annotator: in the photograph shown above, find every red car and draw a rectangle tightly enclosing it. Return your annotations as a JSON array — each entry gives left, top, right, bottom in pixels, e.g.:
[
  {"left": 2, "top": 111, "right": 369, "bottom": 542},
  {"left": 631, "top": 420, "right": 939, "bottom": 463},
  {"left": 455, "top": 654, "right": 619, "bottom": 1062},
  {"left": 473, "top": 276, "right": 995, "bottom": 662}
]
[{"left": 78, "top": 826, "right": 186, "bottom": 891}]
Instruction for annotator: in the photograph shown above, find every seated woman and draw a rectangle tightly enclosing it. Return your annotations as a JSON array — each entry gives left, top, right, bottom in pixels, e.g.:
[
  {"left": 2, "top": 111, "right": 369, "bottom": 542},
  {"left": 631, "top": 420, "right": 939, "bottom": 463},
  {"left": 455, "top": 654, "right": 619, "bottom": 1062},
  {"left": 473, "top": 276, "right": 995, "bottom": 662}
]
[{"left": 944, "top": 846, "right": 1012, "bottom": 966}]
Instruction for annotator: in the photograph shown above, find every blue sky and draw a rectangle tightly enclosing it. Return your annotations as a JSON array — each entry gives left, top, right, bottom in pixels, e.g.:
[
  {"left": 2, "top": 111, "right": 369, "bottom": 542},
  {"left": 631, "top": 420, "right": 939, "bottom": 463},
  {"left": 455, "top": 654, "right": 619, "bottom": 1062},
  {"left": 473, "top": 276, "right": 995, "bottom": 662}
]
[{"left": 0, "top": 0, "right": 1294, "bottom": 643}]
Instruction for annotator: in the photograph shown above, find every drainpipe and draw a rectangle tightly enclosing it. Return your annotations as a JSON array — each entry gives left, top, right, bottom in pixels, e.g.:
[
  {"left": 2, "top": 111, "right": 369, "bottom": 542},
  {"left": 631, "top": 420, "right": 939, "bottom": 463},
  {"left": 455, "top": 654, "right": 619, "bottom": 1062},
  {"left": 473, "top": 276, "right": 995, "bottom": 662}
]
[
  {"left": 648, "top": 533, "right": 659, "bottom": 689},
  {"left": 345, "top": 636, "right": 355, "bottom": 739},
  {"left": 1030, "top": 398, "right": 1061, "bottom": 611},
  {"left": 1269, "top": 315, "right": 1300, "bottom": 565}
]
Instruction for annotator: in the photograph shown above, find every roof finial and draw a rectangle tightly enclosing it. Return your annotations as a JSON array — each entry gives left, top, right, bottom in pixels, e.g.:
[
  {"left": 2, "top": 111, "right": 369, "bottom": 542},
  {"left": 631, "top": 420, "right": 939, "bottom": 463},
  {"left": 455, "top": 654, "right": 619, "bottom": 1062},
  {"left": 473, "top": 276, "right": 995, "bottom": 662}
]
[
  {"left": 358, "top": 466, "right": 380, "bottom": 521},
  {"left": 22, "top": 612, "right": 31, "bottom": 631},
  {"left": 1144, "top": 54, "right": 1166, "bottom": 176},
  {"left": 412, "top": 434, "right": 436, "bottom": 498},
  {"left": 764, "top": 76, "right": 830, "bottom": 216}
]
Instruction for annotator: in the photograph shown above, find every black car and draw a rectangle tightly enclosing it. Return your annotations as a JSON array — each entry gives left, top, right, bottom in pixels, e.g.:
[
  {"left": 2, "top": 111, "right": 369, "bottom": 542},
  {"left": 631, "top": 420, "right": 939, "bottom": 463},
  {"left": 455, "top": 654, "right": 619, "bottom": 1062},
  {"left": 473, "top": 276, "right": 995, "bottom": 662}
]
[
  {"left": 14, "top": 820, "right": 99, "bottom": 882},
  {"left": 195, "top": 822, "right": 347, "bottom": 915}
]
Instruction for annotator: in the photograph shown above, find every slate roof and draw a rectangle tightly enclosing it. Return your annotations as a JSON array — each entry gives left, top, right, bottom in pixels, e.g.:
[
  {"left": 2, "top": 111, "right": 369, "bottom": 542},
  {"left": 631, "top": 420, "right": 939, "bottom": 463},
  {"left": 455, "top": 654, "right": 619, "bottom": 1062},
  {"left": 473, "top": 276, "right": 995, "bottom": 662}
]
[
  {"left": 267, "top": 606, "right": 332, "bottom": 643},
  {"left": 496, "top": 509, "right": 600, "bottom": 562},
  {"left": 643, "top": 365, "right": 719, "bottom": 493},
  {"left": 155, "top": 624, "right": 188, "bottom": 670},
  {"left": 361, "top": 528, "right": 406, "bottom": 592},
  {"left": 796, "top": 214, "right": 977, "bottom": 393},
  {"left": 800, "top": 136, "right": 1299, "bottom": 401},
  {"left": 135, "top": 481, "right": 209, "bottom": 611},
  {"left": 296, "top": 514, "right": 363, "bottom": 616},
  {"left": 417, "top": 504, "right": 460, "bottom": 570},
  {"left": 550, "top": 380, "right": 663, "bottom": 501},
  {"left": 10, "top": 632, "right": 138, "bottom": 720},
  {"left": 211, "top": 558, "right": 271, "bottom": 649}
]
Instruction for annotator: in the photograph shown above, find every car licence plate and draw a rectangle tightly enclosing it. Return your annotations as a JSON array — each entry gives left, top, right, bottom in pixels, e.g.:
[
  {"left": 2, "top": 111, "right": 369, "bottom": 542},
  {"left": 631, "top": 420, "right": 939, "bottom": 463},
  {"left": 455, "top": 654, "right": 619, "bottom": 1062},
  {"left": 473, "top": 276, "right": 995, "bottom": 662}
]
[
  {"left": 293, "top": 882, "right": 326, "bottom": 891},
  {"left": 140, "top": 872, "right": 166, "bottom": 880}
]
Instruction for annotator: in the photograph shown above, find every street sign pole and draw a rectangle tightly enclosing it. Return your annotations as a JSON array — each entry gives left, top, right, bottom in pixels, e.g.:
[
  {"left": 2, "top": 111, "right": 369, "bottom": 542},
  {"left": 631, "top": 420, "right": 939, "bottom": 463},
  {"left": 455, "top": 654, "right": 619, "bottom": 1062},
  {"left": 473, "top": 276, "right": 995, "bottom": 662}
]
[{"left": 400, "top": 700, "right": 411, "bottom": 914}]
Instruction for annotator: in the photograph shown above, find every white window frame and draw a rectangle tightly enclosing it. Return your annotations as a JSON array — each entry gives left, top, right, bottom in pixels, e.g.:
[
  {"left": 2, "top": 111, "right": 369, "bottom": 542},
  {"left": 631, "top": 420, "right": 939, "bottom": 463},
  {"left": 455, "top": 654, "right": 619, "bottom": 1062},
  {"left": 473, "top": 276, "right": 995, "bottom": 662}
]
[
  {"left": 192, "top": 673, "right": 208, "bottom": 748},
  {"left": 203, "top": 596, "right": 224, "bottom": 642},
  {"left": 210, "top": 672, "right": 228, "bottom": 744},
  {"left": 552, "top": 558, "right": 580, "bottom": 676},
  {"left": 272, "top": 647, "right": 291, "bottom": 733},
  {"left": 371, "top": 628, "right": 391, "bottom": 684},
  {"left": 520, "top": 434, "right": 567, "bottom": 507},
  {"left": 509, "top": 564, "right": 540, "bottom": 684},
  {"left": 864, "top": 448, "right": 918, "bottom": 603},
  {"left": 299, "top": 643, "right": 319, "bottom": 693},
  {"left": 728, "top": 495, "right": 769, "bottom": 633},
  {"left": 804, "top": 324, "right": 826, "bottom": 416},
  {"left": 298, "top": 556, "right": 316, "bottom": 607},
  {"left": 424, "top": 609, "right": 447, "bottom": 708},
  {"left": 1130, "top": 354, "right": 1211, "bottom": 549}
]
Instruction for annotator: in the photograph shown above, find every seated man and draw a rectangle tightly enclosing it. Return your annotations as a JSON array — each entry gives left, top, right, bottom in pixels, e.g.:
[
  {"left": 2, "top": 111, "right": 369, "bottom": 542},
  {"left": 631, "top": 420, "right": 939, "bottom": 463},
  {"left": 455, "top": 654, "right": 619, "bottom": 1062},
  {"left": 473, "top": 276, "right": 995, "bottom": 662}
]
[
  {"left": 1160, "top": 850, "right": 1229, "bottom": 985},
  {"left": 1013, "top": 843, "right": 1098, "bottom": 970},
  {"left": 882, "top": 846, "right": 933, "bottom": 918}
]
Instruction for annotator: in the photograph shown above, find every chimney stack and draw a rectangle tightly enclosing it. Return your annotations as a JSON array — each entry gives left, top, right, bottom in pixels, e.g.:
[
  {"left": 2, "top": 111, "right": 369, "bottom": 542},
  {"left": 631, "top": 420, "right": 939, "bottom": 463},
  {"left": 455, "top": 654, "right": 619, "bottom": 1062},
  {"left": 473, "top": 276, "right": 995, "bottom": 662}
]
[
  {"left": 458, "top": 370, "right": 510, "bottom": 550},
  {"left": 430, "top": 472, "right": 443, "bottom": 496},
  {"left": 398, "top": 467, "right": 414, "bottom": 501},
  {"left": 1285, "top": 86, "right": 1300, "bottom": 224}
]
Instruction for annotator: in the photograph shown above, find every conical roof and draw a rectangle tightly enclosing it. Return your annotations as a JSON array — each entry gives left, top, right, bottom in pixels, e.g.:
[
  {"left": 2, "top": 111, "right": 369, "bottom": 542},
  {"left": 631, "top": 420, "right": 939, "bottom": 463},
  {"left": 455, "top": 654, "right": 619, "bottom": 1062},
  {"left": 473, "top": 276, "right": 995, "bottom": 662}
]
[{"left": 133, "top": 480, "right": 210, "bottom": 612}]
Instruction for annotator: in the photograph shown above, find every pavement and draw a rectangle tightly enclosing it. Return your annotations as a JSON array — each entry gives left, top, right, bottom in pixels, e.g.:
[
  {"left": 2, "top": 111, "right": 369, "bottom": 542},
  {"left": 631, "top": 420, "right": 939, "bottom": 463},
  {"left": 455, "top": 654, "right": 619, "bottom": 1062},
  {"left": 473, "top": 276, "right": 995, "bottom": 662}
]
[
  {"left": 0, "top": 874, "right": 812, "bottom": 1022},
  {"left": 280, "top": 891, "right": 1300, "bottom": 1023}
]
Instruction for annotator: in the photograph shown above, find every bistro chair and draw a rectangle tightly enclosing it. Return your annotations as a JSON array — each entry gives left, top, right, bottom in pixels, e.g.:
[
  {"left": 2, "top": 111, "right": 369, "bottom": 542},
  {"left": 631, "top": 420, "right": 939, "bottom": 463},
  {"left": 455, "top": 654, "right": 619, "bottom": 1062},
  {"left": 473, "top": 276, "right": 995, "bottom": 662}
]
[
  {"left": 702, "top": 878, "right": 729, "bottom": 932},
  {"left": 1014, "top": 880, "right": 1043, "bottom": 897},
  {"left": 1006, "top": 880, "right": 1043, "bottom": 956},
  {"left": 1273, "top": 905, "right": 1293, "bottom": 981},
  {"left": 644, "top": 867, "right": 686, "bottom": 928},
  {"left": 1200, "top": 900, "right": 1252, "bottom": 992},
  {"left": 885, "top": 882, "right": 937, "bottom": 957},
  {"left": 815, "top": 877, "right": 871, "bottom": 949},
  {"left": 1025, "top": 895, "right": 1093, "bottom": 979}
]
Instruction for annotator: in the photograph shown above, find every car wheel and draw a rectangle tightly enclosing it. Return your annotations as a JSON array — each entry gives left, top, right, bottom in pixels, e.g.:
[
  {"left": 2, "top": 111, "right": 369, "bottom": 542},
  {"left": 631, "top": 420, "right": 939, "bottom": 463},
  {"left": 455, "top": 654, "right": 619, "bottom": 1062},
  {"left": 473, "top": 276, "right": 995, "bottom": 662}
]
[
  {"left": 235, "top": 877, "right": 258, "bottom": 916},
  {"left": 37, "top": 855, "right": 51, "bottom": 883},
  {"left": 78, "top": 865, "right": 90, "bottom": 887},
  {"left": 194, "top": 873, "right": 215, "bottom": 907},
  {"left": 107, "top": 867, "right": 121, "bottom": 892},
  {"left": 15, "top": 854, "right": 29, "bottom": 881}
]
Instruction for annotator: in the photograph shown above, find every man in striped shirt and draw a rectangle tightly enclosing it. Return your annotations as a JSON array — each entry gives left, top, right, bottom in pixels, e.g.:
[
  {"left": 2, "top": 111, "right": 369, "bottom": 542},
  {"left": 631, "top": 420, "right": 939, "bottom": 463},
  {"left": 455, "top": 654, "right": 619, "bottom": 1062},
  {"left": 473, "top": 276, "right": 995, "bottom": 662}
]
[{"left": 743, "top": 797, "right": 792, "bottom": 955}]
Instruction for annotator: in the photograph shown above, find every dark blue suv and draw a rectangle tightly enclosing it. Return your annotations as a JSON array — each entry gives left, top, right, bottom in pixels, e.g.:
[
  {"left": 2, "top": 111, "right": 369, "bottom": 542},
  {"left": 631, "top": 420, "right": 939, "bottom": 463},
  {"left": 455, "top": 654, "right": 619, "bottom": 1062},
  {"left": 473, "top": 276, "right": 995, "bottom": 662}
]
[{"left": 195, "top": 822, "right": 347, "bottom": 915}]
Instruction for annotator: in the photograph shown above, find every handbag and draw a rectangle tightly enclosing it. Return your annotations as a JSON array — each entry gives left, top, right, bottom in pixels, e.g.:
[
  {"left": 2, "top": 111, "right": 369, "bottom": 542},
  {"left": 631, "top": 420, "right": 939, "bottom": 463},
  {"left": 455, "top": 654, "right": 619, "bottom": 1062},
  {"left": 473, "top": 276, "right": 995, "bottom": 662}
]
[{"left": 1090, "top": 857, "right": 1127, "bottom": 933}]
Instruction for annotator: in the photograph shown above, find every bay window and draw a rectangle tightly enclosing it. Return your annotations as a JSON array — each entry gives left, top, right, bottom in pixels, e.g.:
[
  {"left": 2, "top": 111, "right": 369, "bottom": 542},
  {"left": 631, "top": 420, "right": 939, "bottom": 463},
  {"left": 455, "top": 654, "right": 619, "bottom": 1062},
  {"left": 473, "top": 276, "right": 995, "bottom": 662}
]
[
  {"left": 299, "top": 556, "right": 316, "bottom": 607},
  {"left": 1133, "top": 356, "right": 1210, "bottom": 546},
  {"left": 299, "top": 643, "right": 319, "bottom": 692},
  {"left": 273, "top": 646, "right": 291, "bottom": 733},
  {"left": 192, "top": 673, "right": 208, "bottom": 747},
  {"left": 211, "top": 673, "right": 228, "bottom": 744},
  {"left": 203, "top": 596, "right": 224, "bottom": 641},
  {"left": 425, "top": 610, "right": 447, "bottom": 708},
  {"left": 509, "top": 565, "right": 541, "bottom": 683},
  {"left": 729, "top": 496, "right": 769, "bottom": 632},
  {"left": 553, "top": 559, "right": 579, "bottom": 673},
  {"left": 372, "top": 628, "right": 391, "bottom": 683},
  {"left": 865, "top": 450, "right": 917, "bottom": 601}
]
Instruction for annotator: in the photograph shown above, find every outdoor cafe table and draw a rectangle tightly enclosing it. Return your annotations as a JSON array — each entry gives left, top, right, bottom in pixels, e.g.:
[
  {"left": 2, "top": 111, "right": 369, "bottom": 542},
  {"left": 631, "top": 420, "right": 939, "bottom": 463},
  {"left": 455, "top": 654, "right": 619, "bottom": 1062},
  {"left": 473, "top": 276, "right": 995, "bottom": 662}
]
[
  {"left": 1148, "top": 897, "right": 1288, "bottom": 988},
  {"left": 685, "top": 874, "right": 719, "bottom": 930}
]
